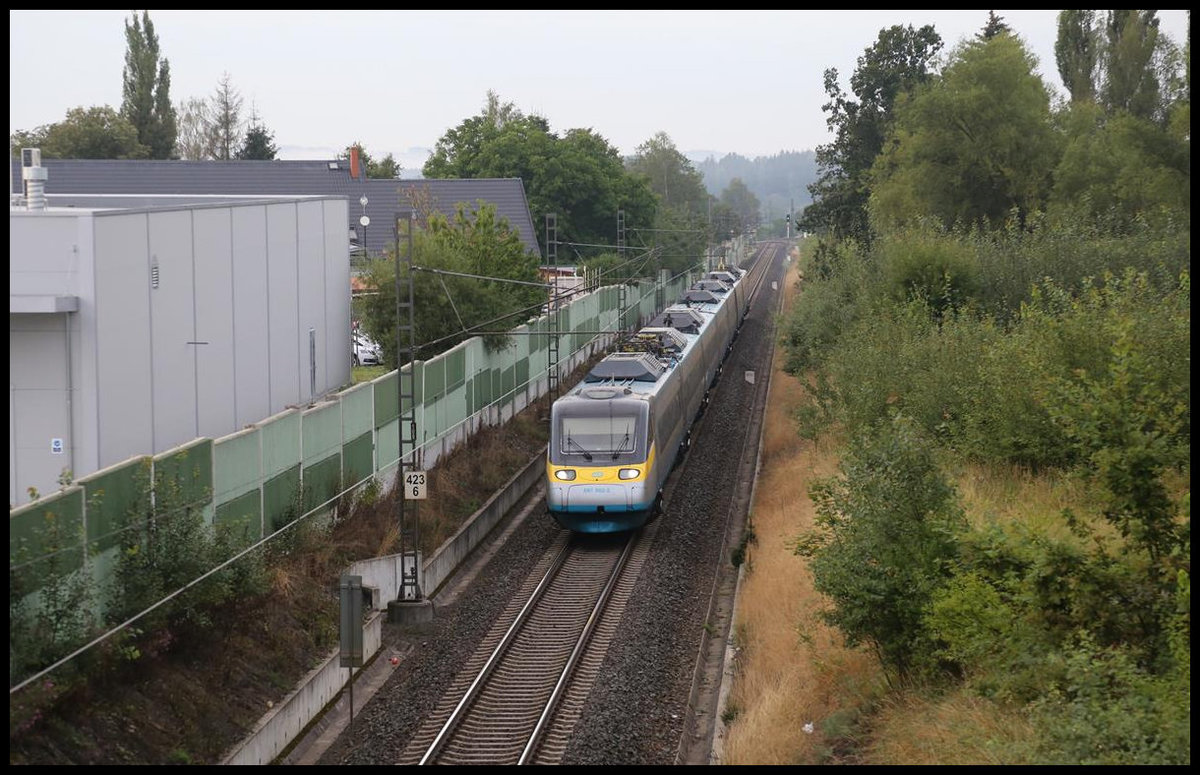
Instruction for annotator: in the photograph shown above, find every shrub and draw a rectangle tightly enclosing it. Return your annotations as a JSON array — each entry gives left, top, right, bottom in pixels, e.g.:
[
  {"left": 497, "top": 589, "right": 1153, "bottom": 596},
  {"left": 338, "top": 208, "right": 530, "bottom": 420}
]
[
  {"left": 781, "top": 240, "right": 880, "bottom": 376},
  {"left": 877, "top": 229, "right": 981, "bottom": 319},
  {"left": 1031, "top": 628, "right": 1190, "bottom": 765},
  {"left": 795, "top": 414, "right": 967, "bottom": 678}
]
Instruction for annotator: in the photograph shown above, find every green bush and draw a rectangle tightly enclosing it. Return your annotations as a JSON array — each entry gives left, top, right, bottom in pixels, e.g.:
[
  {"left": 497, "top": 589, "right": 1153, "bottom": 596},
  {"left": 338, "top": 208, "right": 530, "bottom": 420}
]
[
  {"left": 958, "top": 319, "right": 1076, "bottom": 469},
  {"left": 1037, "top": 270, "right": 1189, "bottom": 633},
  {"left": 9, "top": 513, "right": 98, "bottom": 686},
  {"left": 877, "top": 229, "right": 982, "bottom": 319},
  {"left": 1032, "top": 628, "right": 1190, "bottom": 765},
  {"left": 781, "top": 240, "right": 880, "bottom": 376},
  {"left": 795, "top": 414, "right": 967, "bottom": 678},
  {"left": 823, "top": 300, "right": 996, "bottom": 447},
  {"left": 969, "top": 217, "right": 1191, "bottom": 322}
]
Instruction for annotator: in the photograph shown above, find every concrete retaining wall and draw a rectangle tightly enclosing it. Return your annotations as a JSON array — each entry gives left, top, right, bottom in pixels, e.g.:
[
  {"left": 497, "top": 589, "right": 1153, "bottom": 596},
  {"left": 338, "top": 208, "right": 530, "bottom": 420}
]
[{"left": 222, "top": 611, "right": 382, "bottom": 765}]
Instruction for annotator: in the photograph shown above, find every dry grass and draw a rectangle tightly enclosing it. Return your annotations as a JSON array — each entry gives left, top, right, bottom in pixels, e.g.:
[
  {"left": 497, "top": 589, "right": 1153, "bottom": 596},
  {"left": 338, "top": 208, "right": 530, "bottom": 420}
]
[
  {"left": 722, "top": 257, "right": 882, "bottom": 765},
  {"left": 862, "top": 689, "right": 1040, "bottom": 765},
  {"left": 721, "top": 418, "right": 881, "bottom": 765},
  {"left": 954, "top": 461, "right": 1102, "bottom": 540}
]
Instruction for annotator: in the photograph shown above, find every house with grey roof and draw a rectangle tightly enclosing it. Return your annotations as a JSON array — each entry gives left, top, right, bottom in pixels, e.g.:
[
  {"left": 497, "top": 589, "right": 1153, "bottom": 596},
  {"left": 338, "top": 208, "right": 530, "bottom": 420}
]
[{"left": 8, "top": 158, "right": 541, "bottom": 259}]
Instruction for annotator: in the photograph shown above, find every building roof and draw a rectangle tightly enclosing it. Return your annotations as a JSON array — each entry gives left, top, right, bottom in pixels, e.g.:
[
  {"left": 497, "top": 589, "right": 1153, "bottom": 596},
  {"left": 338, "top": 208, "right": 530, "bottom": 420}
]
[{"left": 9, "top": 158, "right": 541, "bottom": 259}]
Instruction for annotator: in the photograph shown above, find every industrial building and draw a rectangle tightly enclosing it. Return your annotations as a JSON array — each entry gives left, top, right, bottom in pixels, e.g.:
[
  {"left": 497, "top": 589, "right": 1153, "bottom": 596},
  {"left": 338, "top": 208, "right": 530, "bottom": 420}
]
[{"left": 9, "top": 153, "right": 352, "bottom": 507}]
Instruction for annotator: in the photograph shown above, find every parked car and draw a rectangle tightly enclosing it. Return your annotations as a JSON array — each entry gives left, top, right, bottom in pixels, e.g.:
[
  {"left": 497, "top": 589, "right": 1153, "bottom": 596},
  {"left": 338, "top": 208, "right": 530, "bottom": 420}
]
[{"left": 352, "top": 333, "right": 382, "bottom": 367}]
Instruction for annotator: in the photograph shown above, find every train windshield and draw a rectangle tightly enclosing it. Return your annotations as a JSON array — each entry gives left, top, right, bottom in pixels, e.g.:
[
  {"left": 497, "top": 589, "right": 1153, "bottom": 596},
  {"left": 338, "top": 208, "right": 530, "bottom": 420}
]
[{"left": 559, "top": 415, "right": 640, "bottom": 459}]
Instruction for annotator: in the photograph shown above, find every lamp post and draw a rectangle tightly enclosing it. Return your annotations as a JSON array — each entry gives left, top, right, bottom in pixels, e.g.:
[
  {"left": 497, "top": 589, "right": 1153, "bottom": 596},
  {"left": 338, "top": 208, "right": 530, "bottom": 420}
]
[{"left": 359, "top": 195, "right": 369, "bottom": 258}]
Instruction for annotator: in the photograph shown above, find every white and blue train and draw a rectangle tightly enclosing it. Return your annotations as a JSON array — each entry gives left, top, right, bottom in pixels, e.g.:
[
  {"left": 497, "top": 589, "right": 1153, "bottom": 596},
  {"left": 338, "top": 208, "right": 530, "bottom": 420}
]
[{"left": 546, "top": 264, "right": 752, "bottom": 533}]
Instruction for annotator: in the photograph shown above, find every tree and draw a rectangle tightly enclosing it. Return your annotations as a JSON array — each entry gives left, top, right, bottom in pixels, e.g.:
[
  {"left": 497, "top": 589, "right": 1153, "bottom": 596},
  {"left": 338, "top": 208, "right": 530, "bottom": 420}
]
[
  {"left": 357, "top": 201, "right": 544, "bottom": 365},
  {"left": 1056, "top": 10, "right": 1100, "bottom": 103},
  {"left": 625, "top": 132, "right": 711, "bottom": 276},
  {"left": 237, "top": 107, "right": 278, "bottom": 160},
  {"left": 538, "top": 127, "right": 655, "bottom": 261},
  {"left": 718, "top": 177, "right": 761, "bottom": 233},
  {"left": 1049, "top": 105, "right": 1190, "bottom": 229},
  {"left": 174, "top": 96, "right": 213, "bottom": 160},
  {"left": 39, "top": 106, "right": 150, "bottom": 159},
  {"left": 799, "top": 24, "right": 943, "bottom": 242},
  {"left": 626, "top": 131, "right": 709, "bottom": 216},
  {"left": 1102, "top": 10, "right": 1162, "bottom": 121},
  {"left": 10, "top": 126, "right": 50, "bottom": 158},
  {"left": 978, "top": 10, "right": 1010, "bottom": 40},
  {"left": 869, "top": 33, "right": 1059, "bottom": 231},
  {"left": 423, "top": 90, "right": 544, "bottom": 179},
  {"left": 369, "top": 153, "right": 400, "bottom": 179},
  {"left": 121, "top": 10, "right": 177, "bottom": 159},
  {"left": 423, "top": 92, "right": 657, "bottom": 259},
  {"left": 206, "top": 73, "right": 244, "bottom": 161},
  {"left": 339, "top": 143, "right": 400, "bottom": 178}
]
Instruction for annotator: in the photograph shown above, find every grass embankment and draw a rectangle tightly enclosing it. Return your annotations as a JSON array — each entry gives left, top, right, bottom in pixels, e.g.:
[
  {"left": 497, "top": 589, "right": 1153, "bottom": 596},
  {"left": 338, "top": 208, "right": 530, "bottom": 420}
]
[{"left": 722, "top": 258, "right": 1052, "bottom": 765}]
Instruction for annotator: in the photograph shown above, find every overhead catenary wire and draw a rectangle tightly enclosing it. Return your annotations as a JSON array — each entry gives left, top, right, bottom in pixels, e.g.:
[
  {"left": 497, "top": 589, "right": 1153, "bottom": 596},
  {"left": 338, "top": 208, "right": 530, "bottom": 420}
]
[{"left": 410, "top": 250, "right": 706, "bottom": 356}]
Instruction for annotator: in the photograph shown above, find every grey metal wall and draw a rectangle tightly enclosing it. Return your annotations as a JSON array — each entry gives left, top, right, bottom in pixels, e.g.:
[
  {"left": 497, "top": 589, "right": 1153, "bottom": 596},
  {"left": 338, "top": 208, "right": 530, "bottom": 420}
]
[
  {"left": 8, "top": 197, "right": 351, "bottom": 507},
  {"left": 90, "top": 199, "right": 352, "bottom": 474}
]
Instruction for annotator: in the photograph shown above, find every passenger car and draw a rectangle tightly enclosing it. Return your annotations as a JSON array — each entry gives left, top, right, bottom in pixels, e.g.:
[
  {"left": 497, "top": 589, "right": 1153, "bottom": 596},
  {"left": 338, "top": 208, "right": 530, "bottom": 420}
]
[{"left": 352, "top": 333, "right": 382, "bottom": 367}]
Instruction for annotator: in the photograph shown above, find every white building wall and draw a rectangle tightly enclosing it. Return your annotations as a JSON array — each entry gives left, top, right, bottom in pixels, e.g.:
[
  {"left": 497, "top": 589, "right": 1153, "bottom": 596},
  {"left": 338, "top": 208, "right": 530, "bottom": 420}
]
[
  {"left": 9, "top": 314, "right": 72, "bottom": 505},
  {"left": 296, "top": 200, "right": 326, "bottom": 404},
  {"left": 193, "top": 208, "right": 237, "bottom": 440},
  {"left": 323, "top": 200, "right": 351, "bottom": 381},
  {"left": 9, "top": 196, "right": 351, "bottom": 508},
  {"left": 266, "top": 203, "right": 301, "bottom": 411},
  {"left": 231, "top": 205, "right": 271, "bottom": 428},
  {"left": 148, "top": 209, "right": 200, "bottom": 450},
  {"left": 93, "top": 213, "right": 156, "bottom": 467}
]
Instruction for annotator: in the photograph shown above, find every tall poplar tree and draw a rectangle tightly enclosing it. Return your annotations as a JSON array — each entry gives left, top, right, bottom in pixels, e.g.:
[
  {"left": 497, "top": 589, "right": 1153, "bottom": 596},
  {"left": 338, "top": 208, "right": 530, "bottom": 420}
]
[
  {"left": 121, "top": 10, "right": 177, "bottom": 159},
  {"left": 1056, "top": 10, "right": 1099, "bottom": 103},
  {"left": 1102, "top": 10, "right": 1162, "bottom": 120}
]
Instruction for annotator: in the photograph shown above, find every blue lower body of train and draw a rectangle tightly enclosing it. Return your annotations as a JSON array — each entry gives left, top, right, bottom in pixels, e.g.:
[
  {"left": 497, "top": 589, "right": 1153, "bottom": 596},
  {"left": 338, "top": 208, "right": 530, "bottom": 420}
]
[
  {"left": 548, "top": 502, "right": 655, "bottom": 533},
  {"left": 546, "top": 477, "right": 661, "bottom": 533}
]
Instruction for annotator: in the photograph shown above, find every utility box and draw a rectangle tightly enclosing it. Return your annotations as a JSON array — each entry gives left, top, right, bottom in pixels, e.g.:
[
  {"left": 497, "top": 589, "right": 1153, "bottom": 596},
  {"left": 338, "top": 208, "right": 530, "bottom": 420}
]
[{"left": 339, "top": 574, "right": 364, "bottom": 668}]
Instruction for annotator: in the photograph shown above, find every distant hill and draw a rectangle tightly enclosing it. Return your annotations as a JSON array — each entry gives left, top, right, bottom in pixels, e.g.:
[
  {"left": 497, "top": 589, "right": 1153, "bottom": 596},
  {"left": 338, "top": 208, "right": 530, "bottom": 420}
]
[{"left": 693, "top": 150, "right": 818, "bottom": 222}]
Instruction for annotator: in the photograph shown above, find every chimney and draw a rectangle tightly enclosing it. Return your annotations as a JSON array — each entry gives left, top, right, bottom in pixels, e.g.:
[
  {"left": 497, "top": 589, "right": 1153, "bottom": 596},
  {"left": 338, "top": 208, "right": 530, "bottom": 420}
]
[
  {"left": 350, "top": 146, "right": 361, "bottom": 180},
  {"left": 21, "top": 148, "right": 46, "bottom": 211}
]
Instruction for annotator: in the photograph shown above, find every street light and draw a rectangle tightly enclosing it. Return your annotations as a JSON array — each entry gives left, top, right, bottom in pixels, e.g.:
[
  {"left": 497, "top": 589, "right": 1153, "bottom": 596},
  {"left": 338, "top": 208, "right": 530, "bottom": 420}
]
[{"left": 359, "top": 195, "right": 370, "bottom": 258}]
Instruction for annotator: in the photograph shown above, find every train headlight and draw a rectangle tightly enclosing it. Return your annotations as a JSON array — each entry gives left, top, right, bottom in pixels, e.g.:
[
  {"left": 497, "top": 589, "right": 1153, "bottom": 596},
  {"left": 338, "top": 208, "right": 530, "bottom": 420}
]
[
  {"left": 554, "top": 469, "right": 577, "bottom": 481},
  {"left": 618, "top": 468, "right": 640, "bottom": 480}
]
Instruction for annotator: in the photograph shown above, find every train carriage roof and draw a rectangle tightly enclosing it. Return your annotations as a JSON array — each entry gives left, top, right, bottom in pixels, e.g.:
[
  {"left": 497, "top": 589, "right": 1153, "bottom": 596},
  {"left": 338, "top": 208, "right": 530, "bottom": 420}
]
[
  {"left": 693, "top": 279, "right": 730, "bottom": 293},
  {"left": 681, "top": 289, "right": 721, "bottom": 304},
  {"left": 584, "top": 352, "right": 665, "bottom": 383},
  {"left": 648, "top": 306, "right": 705, "bottom": 332}
]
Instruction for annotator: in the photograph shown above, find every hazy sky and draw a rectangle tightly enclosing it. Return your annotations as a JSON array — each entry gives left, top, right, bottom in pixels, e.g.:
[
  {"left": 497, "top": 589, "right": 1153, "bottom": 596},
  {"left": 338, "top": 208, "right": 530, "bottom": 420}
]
[{"left": 9, "top": 10, "right": 1191, "bottom": 170}]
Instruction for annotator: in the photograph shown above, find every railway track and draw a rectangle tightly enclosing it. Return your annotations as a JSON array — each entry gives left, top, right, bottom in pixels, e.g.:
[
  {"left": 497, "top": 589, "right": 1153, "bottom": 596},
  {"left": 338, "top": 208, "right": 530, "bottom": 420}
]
[
  {"left": 314, "top": 241, "right": 789, "bottom": 766},
  {"left": 399, "top": 526, "right": 655, "bottom": 765}
]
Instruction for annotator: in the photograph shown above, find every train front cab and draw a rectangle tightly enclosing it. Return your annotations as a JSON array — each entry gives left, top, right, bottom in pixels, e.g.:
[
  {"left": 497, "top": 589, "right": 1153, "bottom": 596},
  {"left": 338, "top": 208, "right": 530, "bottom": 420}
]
[{"left": 546, "top": 392, "right": 658, "bottom": 533}]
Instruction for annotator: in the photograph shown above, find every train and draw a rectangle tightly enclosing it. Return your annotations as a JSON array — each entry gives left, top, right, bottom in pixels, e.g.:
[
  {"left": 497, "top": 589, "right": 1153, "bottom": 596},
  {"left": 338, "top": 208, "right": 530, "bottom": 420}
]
[{"left": 545, "top": 262, "right": 753, "bottom": 533}]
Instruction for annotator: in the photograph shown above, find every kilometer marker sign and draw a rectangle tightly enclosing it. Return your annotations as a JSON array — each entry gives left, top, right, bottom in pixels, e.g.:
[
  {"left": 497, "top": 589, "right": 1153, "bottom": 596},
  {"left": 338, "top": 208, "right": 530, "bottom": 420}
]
[{"left": 404, "top": 471, "right": 428, "bottom": 500}]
